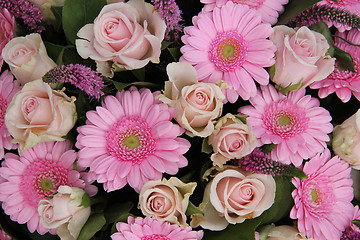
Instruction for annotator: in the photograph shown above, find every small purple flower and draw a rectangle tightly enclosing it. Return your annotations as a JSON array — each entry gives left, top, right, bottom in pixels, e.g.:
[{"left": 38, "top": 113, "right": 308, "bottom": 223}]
[
  {"left": 43, "top": 64, "right": 105, "bottom": 99},
  {"left": 151, "top": 0, "right": 183, "bottom": 41},
  {"left": 237, "top": 148, "right": 307, "bottom": 179},
  {"left": 0, "top": 0, "right": 44, "bottom": 32}
]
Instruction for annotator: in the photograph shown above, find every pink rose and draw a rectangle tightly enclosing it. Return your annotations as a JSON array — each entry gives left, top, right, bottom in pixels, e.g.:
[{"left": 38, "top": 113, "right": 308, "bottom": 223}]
[
  {"left": 38, "top": 186, "right": 90, "bottom": 240},
  {"left": 332, "top": 109, "right": 360, "bottom": 169},
  {"left": 160, "top": 62, "right": 225, "bottom": 137},
  {"left": 5, "top": 80, "right": 77, "bottom": 152},
  {"left": 208, "top": 114, "right": 258, "bottom": 167},
  {"left": 270, "top": 26, "right": 335, "bottom": 90},
  {"left": 2, "top": 33, "right": 57, "bottom": 85},
  {"left": 139, "top": 177, "right": 196, "bottom": 226},
  {"left": 191, "top": 167, "right": 275, "bottom": 230},
  {"left": 0, "top": 8, "right": 15, "bottom": 69},
  {"left": 76, "top": 0, "right": 166, "bottom": 77}
]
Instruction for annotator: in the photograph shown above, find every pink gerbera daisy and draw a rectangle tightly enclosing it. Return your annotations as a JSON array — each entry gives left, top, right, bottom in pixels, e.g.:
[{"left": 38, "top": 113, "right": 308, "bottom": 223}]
[
  {"left": 180, "top": 2, "right": 276, "bottom": 103},
  {"left": 0, "top": 70, "right": 20, "bottom": 159},
  {"left": 111, "top": 216, "right": 203, "bottom": 240},
  {"left": 310, "top": 29, "right": 360, "bottom": 103},
  {"left": 239, "top": 85, "right": 333, "bottom": 166},
  {"left": 75, "top": 87, "right": 190, "bottom": 193},
  {"left": 0, "top": 141, "right": 92, "bottom": 235},
  {"left": 290, "top": 149, "right": 354, "bottom": 240},
  {"left": 200, "top": 0, "right": 289, "bottom": 25}
]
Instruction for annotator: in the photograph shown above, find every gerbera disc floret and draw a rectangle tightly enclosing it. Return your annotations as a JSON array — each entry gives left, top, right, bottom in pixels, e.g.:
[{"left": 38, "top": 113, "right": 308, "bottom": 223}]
[
  {"left": 239, "top": 85, "right": 333, "bottom": 166},
  {"left": 0, "top": 141, "right": 89, "bottom": 235},
  {"left": 290, "top": 149, "right": 354, "bottom": 240},
  {"left": 180, "top": 2, "right": 276, "bottom": 103},
  {"left": 76, "top": 87, "right": 190, "bottom": 192}
]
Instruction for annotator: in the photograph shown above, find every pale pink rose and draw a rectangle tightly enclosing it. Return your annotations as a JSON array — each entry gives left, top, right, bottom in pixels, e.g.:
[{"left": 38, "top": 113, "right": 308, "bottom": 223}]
[
  {"left": 0, "top": 8, "right": 15, "bottom": 70},
  {"left": 2, "top": 33, "right": 57, "bottom": 85},
  {"left": 267, "top": 225, "right": 311, "bottom": 240},
  {"left": 208, "top": 113, "right": 258, "bottom": 167},
  {"left": 159, "top": 62, "right": 225, "bottom": 137},
  {"left": 5, "top": 79, "right": 77, "bottom": 152},
  {"left": 76, "top": 0, "right": 166, "bottom": 77},
  {"left": 191, "top": 167, "right": 275, "bottom": 230},
  {"left": 270, "top": 26, "right": 335, "bottom": 90},
  {"left": 38, "top": 186, "right": 91, "bottom": 240},
  {"left": 332, "top": 109, "right": 360, "bottom": 169},
  {"left": 139, "top": 177, "right": 196, "bottom": 226}
]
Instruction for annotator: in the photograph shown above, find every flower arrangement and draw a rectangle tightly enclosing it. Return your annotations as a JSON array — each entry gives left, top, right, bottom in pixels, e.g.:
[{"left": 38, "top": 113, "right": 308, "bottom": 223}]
[{"left": 0, "top": 0, "right": 360, "bottom": 239}]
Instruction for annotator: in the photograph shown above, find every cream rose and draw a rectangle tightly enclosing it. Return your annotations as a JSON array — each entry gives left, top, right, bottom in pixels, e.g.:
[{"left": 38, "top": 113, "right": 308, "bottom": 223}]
[
  {"left": 139, "top": 177, "right": 196, "bottom": 226},
  {"left": 208, "top": 114, "right": 258, "bottom": 167},
  {"left": 269, "top": 26, "right": 335, "bottom": 90},
  {"left": 76, "top": 0, "right": 166, "bottom": 77},
  {"left": 267, "top": 225, "right": 311, "bottom": 240},
  {"left": 159, "top": 62, "right": 225, "bottom": 137},
  {"left": 38, "top": 186, "right": 91, "bottom": 240},
  {"left": 191, "top": 167, "right": 275, "bottom": 230},
  {"left": 2, "top": 33, "right": 57, "bottom": 85},
  {"left": 5, "top": 80, "right": 77, "bottom": 152},
  {"left": 332, "top": 109, "right": 360, "bottom": 169}
]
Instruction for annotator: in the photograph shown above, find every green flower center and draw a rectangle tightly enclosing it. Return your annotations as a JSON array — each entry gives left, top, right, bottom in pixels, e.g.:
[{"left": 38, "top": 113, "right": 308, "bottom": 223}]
[
  {"left": 123, "top": 135, "right": 140, "bottom": 149},
  {"left": 222, "top": 44, "right": 235, "bottom": 58},
  {"left": 40, "top": 178, "right": 54, "bottom": 192},
  {"left": 311, "top": 189, "right": 319, "bottom": 202},
  {"left": 278, "top": 115, "right": 291, "bottom": 126}
]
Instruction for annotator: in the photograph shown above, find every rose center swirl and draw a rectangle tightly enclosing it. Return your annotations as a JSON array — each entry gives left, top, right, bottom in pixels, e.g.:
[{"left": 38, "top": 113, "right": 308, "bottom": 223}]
[
  {"left": 106, "top": 116, "right": 156, "bottom": 165},
  {"left": 262, "top": 100, "right": 309, "bottom": 139},
  {"left": 209, "top": 31, "right": 248, "bottom": 72},
  {"left": 20, "top": 159, "right": 69, "bottom": 208}
]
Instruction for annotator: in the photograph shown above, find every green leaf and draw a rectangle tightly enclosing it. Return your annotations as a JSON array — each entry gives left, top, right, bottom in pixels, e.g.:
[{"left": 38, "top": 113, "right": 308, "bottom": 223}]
[
  {"left": 334, "top": 46, "right": 356, "bottom": 72},
  {"left": 204, "top": 215, "right": 265, "bottom": 240},
  {"left": 352, "top": 220, "right": 360, "bottom": 228},
  {"left": 310, "top": 22, "right": 335, "bottom": 56},
  {"left": 112, "top": 81, "right": 162, "bottom": 92},
  {"left": 261, "top": 176, "right": 294, "bottom": 225},
  {"left": 234, "top": 115, "right": 247, "bottom": 124},
  {"left": 277, "top": 0, "right": 322, "bottom": 25},
  {"left": 131, "top": 68, "right": 146, "bottom": 81},
  {"left": 261, "top": 144, "right": 276, "bottom": 154},
  {"left": 77, "top": 213, "right": 106, "bottom": 240},
  {"left": 202, "top": 137, "right": 213, "bottom": 154},
  {"left": 275, "top": 79, "right": 303, "bottom": 95},
  {"left": 168, "top": 47, "right": 181, "bottom": 61},
  {"left": 287, "top": 167, "right": 308, "bottom": 180},
  {"left": 79, "top": 193, "right": 91, "bottom": 208},
  {"left": 161, "top": 41, "right": 173, "bottom": 50},
  {"left": 62, "top": 0, "right": 106, "bottom": 44},
  {"left": 104, "top": 201, "right": 134, "bottom": 225},
  {"left": 185, "top": 201, "right": 204, "bottom": 216}
]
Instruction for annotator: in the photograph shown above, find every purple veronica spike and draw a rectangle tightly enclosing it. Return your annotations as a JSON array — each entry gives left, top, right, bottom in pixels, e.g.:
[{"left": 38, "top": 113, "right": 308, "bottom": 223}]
[
  {"left": 0, "top": 0, "right": 44, "bottom": 32},
  {"left": 151, "top": 0, "right": 183, "bottom": 41},
  {"left": 43, "top": 64, "right": 105, "bottom": 99}
]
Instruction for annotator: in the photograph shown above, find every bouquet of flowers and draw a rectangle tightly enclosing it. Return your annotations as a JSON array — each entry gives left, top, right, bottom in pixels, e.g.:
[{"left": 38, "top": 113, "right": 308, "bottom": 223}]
[{"left": 1, "top": 0, "right": 360, "bottom": 239}]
